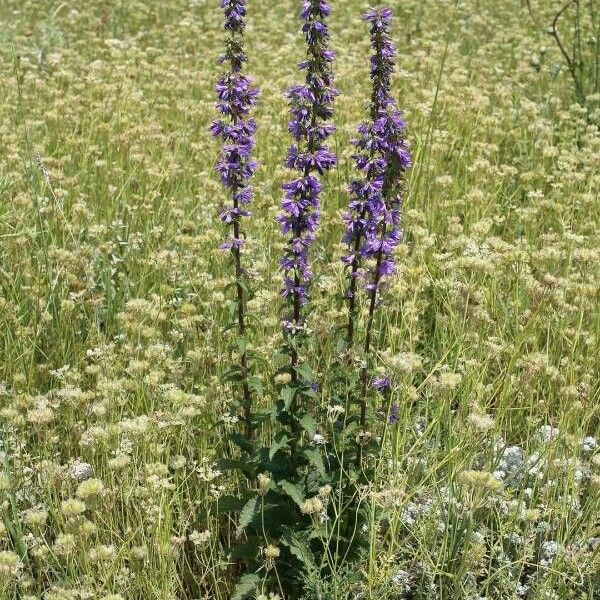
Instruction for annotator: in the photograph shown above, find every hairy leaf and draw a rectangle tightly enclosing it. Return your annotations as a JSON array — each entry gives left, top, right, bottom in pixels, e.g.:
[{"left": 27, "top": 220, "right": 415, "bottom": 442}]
[
  {"left": 269, "top": 431, "right": 291, "bottom": 460},
  {"left": 279, "top": 479, "right": 305, "bottom": 507},
  {"left": 298, "top": 413, "right": 317, "bottom": 437},
  {"left": 281, "top": 529, "right": 318, "bottom": 575},
  {"left": 230, "top": 536, "right": 261, "bottom": 561},
  {"left": 228, "top": 433, "right": 254, "bottom": 453},
  {"left": 231, "top": 573, "right": 260, "bottom": 600},
  {"left": 294, "top": 362, "right": 314, "bottom": 381},
  {"left": 236, "top": 495, "right": 258, "bottom": 536},
  {"left": 247, "top": 376, "right": 263, "bottom": 395},
  {"left": 280, "top": 385, "right": 294, "bottom": 409},
  {"left": 215, "top": 494, "right": 244, "bottom": 513},
  {"left": 218, "top": 458, "right": 255, "bottom": 475},
  {"left": 303, "top": 448, "right": 326, "bottom": 478}
]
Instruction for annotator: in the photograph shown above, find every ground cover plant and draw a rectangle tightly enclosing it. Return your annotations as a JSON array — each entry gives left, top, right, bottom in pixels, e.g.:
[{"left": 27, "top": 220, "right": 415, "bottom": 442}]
[{"left": 0, "top": 0, "right": 599, "bottom": 599}]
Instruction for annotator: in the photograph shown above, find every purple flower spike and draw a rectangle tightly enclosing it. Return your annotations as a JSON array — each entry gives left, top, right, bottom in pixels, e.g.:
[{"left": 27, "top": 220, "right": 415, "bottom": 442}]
[
  {"left": 279, "top": 0, "right": 338, "bottom": 329},
  {"left": 343, "top": 7, "right": 411, "bottom": 322},
  {"left": 211, "top": 1, "right": 259, "bottom": 253},
  {"left": 344, "top": 8, "right": 411, "bottom": 467},
  {"left": 211, "top": 0, "right": 259, "bottom": 434}
]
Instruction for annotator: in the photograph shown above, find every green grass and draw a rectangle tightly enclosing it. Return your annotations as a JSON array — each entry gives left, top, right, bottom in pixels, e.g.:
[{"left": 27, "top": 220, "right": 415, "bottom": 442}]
[{"left": 0, "top": 1, "right": 598, "bottom": 599}]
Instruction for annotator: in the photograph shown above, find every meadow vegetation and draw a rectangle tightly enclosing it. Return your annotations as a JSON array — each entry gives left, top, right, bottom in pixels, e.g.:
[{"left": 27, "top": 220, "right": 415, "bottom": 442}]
[{"left": 0, "top": 1, "right": 598, "bottom": 599}]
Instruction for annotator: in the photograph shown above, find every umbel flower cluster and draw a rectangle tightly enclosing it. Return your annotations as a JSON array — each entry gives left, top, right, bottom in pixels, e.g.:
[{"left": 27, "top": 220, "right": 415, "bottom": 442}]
[{"left": 211, "top": 3, "right": 410, "bottom": 598}]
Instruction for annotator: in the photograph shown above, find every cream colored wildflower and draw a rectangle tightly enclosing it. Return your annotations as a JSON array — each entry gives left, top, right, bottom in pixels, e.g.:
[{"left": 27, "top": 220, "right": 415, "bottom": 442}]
[
  {"left": 88, "top": 544, "right": 117, "bottom": 562},
  {"left": 383, "top": 350, "right": 423, "bottom": 374},
  {"left": 467, "top": 411, "right": 495, "bottom": 432},
  {"left": 108, "top": 454, "right": 131, "bottom": 470},
  {"left": 264, "top": 544, "right": 280, "bottom": 559},
  {"left": 274, "top": 372, "right": 292, "bottom": 385},
  {"left": 258, "top": 473, "right": 272, "bottom": 495},
  {"left": 436, "top": 372, "right": 463, "bottom": 391},
  {"left": 0, "top": 550, "right": 21, "bottom": 576},
  {"left": 318, "top": 485, "right": 332, "bottom": 499},
  {"left": 189, "top": 530, "right": 211, "bottom": 546},
  {"left": 23, "top": 509, "right": 48, "bottom": 528},
  {"left": 327, "top": 404, "right": 345, "bottom": 421},
  {"left": 458, "top": 470, "right": 503, "bottom": 492},
  {"left": 61, "top": 498, "right": 87, "bottom": 517},
  {"left": 76, "top": 478, "right": 104, "bottom": 500},
  {"left": 131, "top": 545, "right": 149, "bottom": 560},
  {"left": 300, "top": 497, "right": 324, "bottom": 515},
  {"left": 52, "top": 533, "right": 77, "bottom": 555}
]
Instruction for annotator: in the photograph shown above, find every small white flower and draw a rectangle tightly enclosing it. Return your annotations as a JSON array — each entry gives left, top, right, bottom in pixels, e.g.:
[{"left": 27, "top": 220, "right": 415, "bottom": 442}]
[
  {"left": 390, "top": 568, "right": 411, "bottom": 591},
  {"left": 189, "top": 530, "right": 211, "bottom": 546},
  {"left": 312, "top": 433, "right": 325, "bottom": 445},
  {"left": 326, "top": 404, "right": 345, "bottom": 421}
]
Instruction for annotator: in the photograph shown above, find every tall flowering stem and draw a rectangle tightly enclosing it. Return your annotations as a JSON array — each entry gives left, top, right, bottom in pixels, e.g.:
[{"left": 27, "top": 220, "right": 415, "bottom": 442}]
[
  {"left": 341, "top": 8, "right": 411, "bottom": 467},
  {"left": 210, "top": 0, "right": 259, "bottom": 436},
  {"left": 278, "top": 0, "right": 337, "bottom": 389}
]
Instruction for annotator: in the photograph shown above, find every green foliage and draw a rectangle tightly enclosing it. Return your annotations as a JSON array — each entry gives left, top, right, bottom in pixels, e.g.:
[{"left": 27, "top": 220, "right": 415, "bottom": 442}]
[
  {"left": 278, "top": 480, "right": 305, "bottom": 507},
  {"left": 0, "top": 1, "right": 597, "bottom": 599},
  {"left": 231, "top": 573, "right": 261, "bottom": 600},
  {"left": 236, "top": 496, "right": 259, "bottom": 537}
]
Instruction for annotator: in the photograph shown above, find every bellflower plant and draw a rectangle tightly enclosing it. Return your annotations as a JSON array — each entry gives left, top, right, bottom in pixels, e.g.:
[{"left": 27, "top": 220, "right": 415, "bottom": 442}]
[
  {"left": 210, "top": 0, "right": 259, "bottom": 437},
  {"left": 217, "top": 7, "right": 411, "bottom": 600},
  {"left": 341, "top": 8, "right": 411, "bottom": 467},
  {"left": 276, "top": 0, "right": 338, "bottom": 437}
]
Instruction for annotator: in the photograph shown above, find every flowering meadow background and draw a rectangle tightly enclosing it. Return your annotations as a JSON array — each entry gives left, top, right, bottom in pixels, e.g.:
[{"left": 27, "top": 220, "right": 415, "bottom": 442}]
[{"left": 0, "top": 0, "right": 599, "bottom": 599}]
